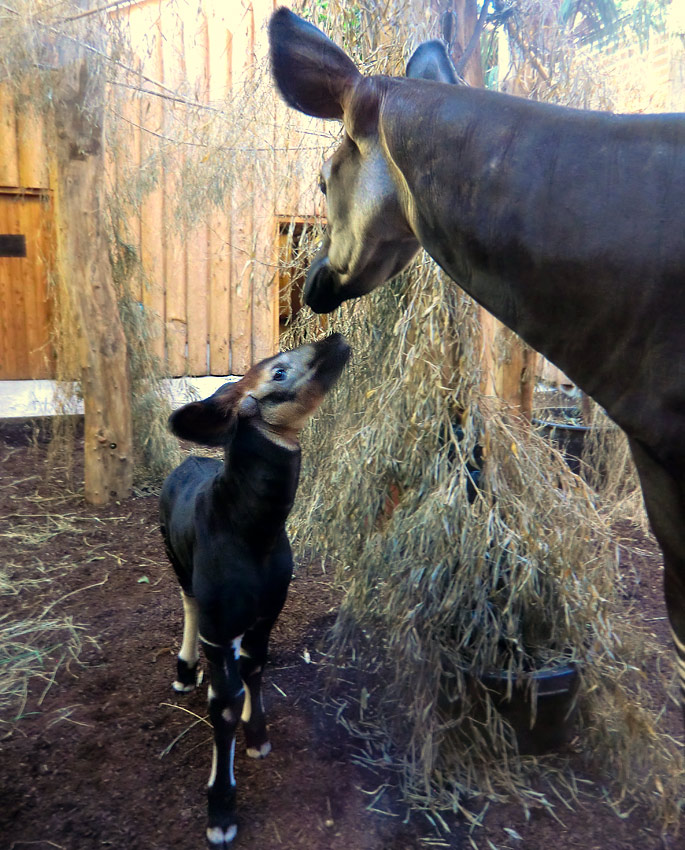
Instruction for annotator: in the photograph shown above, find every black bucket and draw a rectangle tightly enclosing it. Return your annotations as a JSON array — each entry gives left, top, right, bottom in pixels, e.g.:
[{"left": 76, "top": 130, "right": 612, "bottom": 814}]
[
  {"left": 478, "top": 663, "right": 580, "bottom": 755},
  {"left": 534, "top": 418, "right": 590, "bottom": 475}
]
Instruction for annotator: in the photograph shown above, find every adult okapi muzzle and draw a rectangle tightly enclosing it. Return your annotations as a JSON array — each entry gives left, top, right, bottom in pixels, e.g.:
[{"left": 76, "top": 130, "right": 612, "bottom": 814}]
[
  {"left": 268, "top": 8, "right": 685, "bottom": 737},
  {"left": 159, "top": 333, "right": 350, "bottom": 847}
]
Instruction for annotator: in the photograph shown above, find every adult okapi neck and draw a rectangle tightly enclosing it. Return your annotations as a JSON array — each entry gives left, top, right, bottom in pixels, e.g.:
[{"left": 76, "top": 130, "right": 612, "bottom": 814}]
[
  {"left": 377, "top": 80, "right": 685, "bottom": 429},
  {"left": 218, "top": 420, "right": 302, "bottom": 545}
]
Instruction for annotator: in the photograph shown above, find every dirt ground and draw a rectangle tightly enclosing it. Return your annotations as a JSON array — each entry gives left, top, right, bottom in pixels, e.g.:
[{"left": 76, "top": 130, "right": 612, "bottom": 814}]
[{"left": 1, "top": 422, "right": 683, "bottom": 850}]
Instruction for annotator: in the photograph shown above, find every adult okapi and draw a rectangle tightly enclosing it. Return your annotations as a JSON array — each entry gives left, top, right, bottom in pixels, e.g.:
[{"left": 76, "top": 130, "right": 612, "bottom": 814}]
[{"left": 269, "top": 8, "right": 685, "bottom": 716}]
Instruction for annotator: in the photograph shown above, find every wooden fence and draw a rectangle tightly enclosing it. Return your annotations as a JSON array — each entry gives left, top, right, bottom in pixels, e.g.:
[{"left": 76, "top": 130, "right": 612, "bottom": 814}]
[{"left": 111, "top": 0, "right": 282, "bottom": 377}]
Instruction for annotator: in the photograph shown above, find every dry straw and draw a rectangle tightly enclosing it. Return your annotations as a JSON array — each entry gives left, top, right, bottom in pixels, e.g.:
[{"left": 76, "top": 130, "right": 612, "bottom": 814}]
[
  {"left": 283, "top": 0, "right": 683, "bottom": 836},
  {"left": 286, "top": 257, "right": 682, "bottom": 831}
]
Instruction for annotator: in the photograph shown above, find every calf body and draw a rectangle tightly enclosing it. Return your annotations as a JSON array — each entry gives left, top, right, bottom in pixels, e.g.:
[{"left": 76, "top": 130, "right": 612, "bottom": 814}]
[{"left": 159, "top": 334, "right": 350, "bottom": 846}]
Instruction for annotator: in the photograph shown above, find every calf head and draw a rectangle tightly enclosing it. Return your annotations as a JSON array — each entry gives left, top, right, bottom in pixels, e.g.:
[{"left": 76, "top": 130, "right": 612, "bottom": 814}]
[
  {"left": 269, "top": 7, "right": 457, "bottom": 313},
  {"left": 169, "top": 333, "right": 351, "bottom": 448}
]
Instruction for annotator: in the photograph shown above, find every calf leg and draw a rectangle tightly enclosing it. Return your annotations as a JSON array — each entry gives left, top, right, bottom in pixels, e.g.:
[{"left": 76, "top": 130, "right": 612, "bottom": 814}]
[
  {"left": 629, "top": 439, "right": 685, "bottom": 715},
  {"left": 173, "top": 591, "right": 202, "bottom": 693},
  {"left": 240, "top": 618, "right": 276, "bottom": 758},
  {"left": 203, "top": 636, "right": 245, "bottom": 847}
]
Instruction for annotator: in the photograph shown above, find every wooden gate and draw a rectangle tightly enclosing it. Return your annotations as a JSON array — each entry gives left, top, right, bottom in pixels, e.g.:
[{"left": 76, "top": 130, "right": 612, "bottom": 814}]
[{"left": 0, "top": 190, "right": 54, "bottom": 380}]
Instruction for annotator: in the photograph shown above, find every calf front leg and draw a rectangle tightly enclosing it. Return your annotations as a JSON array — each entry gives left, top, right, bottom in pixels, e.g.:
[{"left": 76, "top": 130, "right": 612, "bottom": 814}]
[
  {"left": 173, "top": 591, "right": 202, "bottom": 693},
  {"left": 203, "top": 637, "right": 245, "bottom": 847}
]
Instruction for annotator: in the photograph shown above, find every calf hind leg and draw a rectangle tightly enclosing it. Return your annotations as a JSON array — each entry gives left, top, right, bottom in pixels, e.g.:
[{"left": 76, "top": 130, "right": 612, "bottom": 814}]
[
  {"left": 240, "top": 618, "right": 276, "bottom": 758},
  {"left": 173, "top": 591, "right": 203, "bottom": 693}
]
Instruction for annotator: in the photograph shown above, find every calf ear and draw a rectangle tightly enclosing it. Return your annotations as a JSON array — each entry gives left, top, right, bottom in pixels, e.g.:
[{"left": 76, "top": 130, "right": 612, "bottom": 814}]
[
  {"left": 269, "top": 7, "right": 361, "bottom": 120},
  {"left": 168, "top": 399, "right": 237, "bottom": 447},
  {"left": 406, "top": 40, "right": 459, "bottom": 85}
]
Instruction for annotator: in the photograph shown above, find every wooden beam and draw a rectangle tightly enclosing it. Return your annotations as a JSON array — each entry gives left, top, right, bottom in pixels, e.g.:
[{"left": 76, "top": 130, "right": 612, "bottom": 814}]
[{"left": 52, "top": 55, "right": 133, "bottom": 504}]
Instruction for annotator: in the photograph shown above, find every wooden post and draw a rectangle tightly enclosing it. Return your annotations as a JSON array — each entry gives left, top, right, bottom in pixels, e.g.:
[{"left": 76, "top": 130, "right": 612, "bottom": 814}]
[{"left": 52, "top": 57, "right": 133, "bottom": 504}]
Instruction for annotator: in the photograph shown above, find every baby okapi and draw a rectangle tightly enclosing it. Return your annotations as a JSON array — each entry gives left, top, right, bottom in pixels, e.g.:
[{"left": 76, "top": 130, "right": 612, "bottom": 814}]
[{"left": 159, "top": 333, "right": 350, "bottom": 847}]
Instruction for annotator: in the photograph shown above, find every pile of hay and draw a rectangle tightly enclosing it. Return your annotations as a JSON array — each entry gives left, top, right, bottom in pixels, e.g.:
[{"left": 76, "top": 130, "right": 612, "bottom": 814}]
[
  {"left": 285, "top": 256, "right": 683, "bottom": 830},
  {"left": 279, "top": 2, "right": 682, "bottom": 832}
]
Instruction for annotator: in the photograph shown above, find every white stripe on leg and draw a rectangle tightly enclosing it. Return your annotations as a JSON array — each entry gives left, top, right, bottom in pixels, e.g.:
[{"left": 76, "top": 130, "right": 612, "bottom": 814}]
[
  {"left": 241, "top": 685, "right": 252, "bottom": 723},
  {"left": 179, "top": 592, "right": 200, "bottom": 665}
]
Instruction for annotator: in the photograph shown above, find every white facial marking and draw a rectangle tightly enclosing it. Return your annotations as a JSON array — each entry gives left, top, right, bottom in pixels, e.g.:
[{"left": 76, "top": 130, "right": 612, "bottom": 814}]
[
  {"left": 222, "top": 707, "right": 234, "bottom": 723},
  {"left": 179, "top": 592, "right": 200, "bottom": 664},
  {"left": 206, "top": 825, "right": 237, "bottom": 844}
]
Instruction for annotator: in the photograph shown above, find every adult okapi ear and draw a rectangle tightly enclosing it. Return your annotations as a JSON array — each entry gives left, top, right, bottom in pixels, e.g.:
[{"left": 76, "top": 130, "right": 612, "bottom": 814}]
[
  {"left": 168, "top": 383, "right": 247, "bottom": 448},
  {"left": 406, "top": 40, "right": 459, "bottom": 84},
  {"left": 269, "top": 7, "right": 361, "bottom": 120}
]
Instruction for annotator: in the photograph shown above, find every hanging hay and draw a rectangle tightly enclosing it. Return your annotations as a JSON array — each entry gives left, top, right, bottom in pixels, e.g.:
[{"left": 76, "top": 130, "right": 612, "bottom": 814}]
[
  {"left": 280, "top": 0, "right": 683, "bottom": 833},
  {"left": 283, "top": 250, "right": 683, "bottom": 831},
  {"left": 581, "top": 403, "right": 649, "bottom": 532}
]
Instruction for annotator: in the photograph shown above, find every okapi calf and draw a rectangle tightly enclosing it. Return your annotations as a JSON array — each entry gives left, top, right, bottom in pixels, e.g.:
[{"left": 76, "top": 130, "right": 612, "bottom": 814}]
[{"left": 159, "top": 333, "right": 350, "bottom": 847}]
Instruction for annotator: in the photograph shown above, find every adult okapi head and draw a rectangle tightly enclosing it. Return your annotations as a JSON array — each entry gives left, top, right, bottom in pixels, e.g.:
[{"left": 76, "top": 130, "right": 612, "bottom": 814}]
[
  {"left": 269, "top": 7, "right": 455, "bottom": 313},
  {"left": 170, "top": 332, "right": 351, "bottom": 449}
]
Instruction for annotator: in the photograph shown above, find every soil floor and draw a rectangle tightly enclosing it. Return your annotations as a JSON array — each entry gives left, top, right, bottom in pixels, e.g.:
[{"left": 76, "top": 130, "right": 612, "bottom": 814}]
[{"left": 1, "top": 423, "right": 683, "bottom": 850}]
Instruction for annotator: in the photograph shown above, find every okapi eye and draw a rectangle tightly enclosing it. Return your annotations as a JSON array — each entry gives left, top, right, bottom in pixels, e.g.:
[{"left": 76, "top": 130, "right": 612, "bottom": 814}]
[
  {"left": 318, "top": 175, "right": 327, "bottom": 196},
  {"left": 272, "top": 368, "right": 287, "bottom": 382}
]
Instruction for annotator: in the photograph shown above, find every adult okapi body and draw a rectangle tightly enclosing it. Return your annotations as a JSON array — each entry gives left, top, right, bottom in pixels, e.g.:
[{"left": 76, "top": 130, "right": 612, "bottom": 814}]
[
  {"left": 160, "top": 333, "right": 350, "bottom": 846},
  {"left": 269, "top": 8, "right": 685, "bottom": 717}
]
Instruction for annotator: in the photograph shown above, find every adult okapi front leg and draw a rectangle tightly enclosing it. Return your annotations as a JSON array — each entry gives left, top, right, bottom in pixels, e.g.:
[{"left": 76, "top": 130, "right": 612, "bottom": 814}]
[
  {"left": 269, "top": 8, "right": 685, "bottom": 724},
  {"left": 628, "top": 441, "right": 685, "bottom": 700}
]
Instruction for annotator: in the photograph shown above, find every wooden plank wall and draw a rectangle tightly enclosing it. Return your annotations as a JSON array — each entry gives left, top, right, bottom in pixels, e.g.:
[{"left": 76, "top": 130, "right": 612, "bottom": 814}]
[
  {"left": 0, "top": 81, "right": 52, "bottom": 381},
  {"left": 0, "top": 191, "right": 54, "bottom": 380},
  {"left": 118, "top": 0, "right": 280, "bottom": 377}
]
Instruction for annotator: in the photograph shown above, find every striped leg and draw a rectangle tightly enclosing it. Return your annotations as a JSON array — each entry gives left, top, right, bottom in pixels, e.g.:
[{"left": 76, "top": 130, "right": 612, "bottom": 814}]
[
  {"left": 203, "top": 636, "right": 245, "bottom": 848},
  {"left": 173, "top": 591, "right": 202, "bottom": 693},
  {"left": 240, "top": 618, "right": 275, "bottom": 758}
]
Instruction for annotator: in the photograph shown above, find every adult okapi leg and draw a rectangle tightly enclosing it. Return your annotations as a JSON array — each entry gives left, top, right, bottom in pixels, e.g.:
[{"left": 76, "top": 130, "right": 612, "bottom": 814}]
[
  {"left": 240, "top": 617, "right": 278, "bottom": 758},
  {"left": 203, "top": 638, "right": 245, "bottom": 847},
  {"left": 173, "top": 591, "right": 202, "bottom": 693},
  {"left": 628, "top": 438, "right": 685, "bottom": 714}
]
